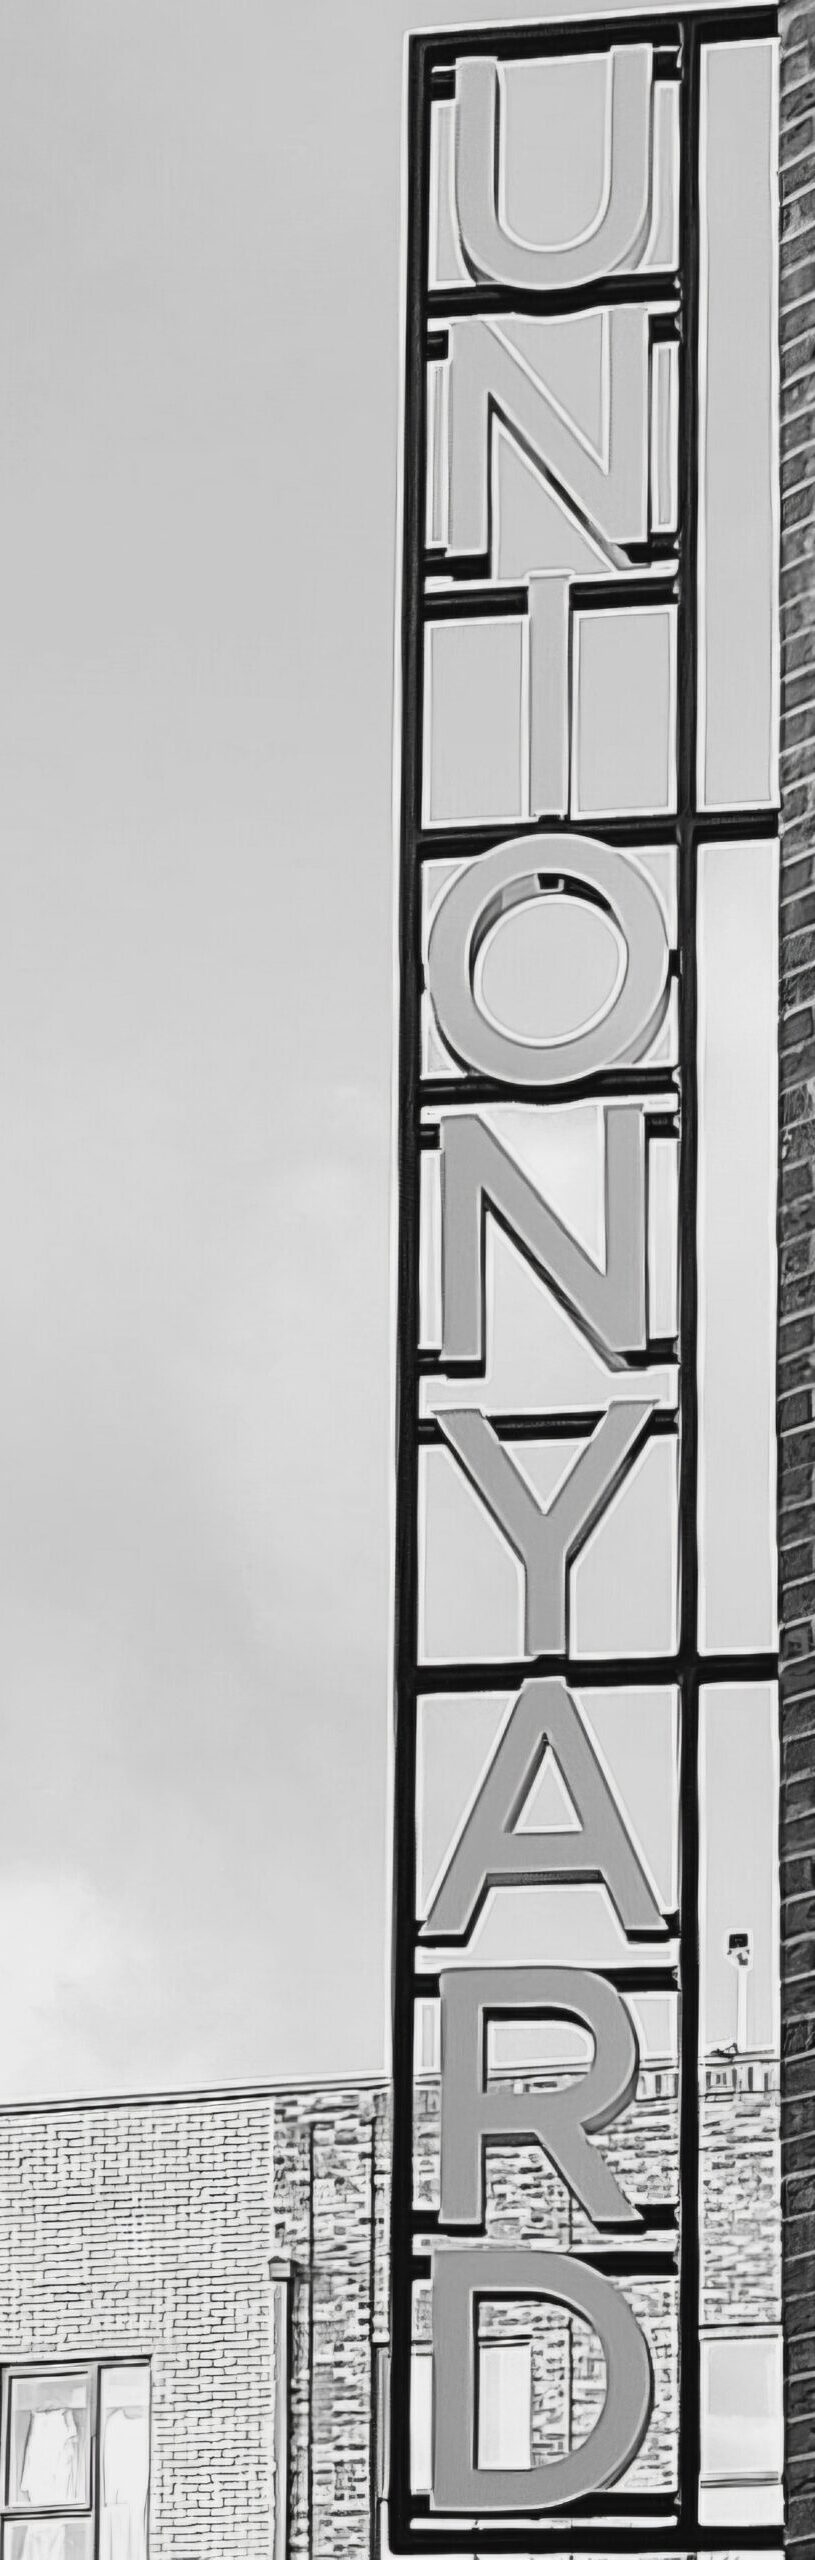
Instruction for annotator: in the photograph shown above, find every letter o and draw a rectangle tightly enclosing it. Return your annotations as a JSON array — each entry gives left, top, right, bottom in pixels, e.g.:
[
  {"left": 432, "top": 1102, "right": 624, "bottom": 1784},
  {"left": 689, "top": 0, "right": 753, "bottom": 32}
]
[{"left": 426, "top": 834, "right": 670, "bottom": 1083}]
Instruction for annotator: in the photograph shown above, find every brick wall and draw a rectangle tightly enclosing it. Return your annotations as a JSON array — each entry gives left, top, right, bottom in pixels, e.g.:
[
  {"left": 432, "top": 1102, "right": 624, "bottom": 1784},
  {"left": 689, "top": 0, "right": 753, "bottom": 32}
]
[
  {"left": 273, "top": 2083, "right": 389, "bottom": 2560},
  {"left": 0, "top": 2095, "right": 275, "bottom": 2560},
  {"left": 271, "top": 2062, "right": 779, "bottom": 2552},
  {"left": 779, "top": 7, "right": 815, "bottom": 2555},
  {"left": 0, "top": 2065, "right": 781, "bottom": 2559}
]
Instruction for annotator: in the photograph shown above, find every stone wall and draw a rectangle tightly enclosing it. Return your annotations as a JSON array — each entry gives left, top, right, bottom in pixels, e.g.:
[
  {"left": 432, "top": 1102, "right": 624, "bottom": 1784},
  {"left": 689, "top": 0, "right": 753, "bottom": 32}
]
[{"left": 779, "top": 8, "right": 815, "bottom": 2557}]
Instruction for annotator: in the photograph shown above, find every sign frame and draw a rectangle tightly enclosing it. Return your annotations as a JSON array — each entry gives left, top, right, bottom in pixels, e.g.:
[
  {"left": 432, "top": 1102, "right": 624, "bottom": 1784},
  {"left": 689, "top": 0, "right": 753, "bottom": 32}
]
[{"left": 389, "top": 13, "right": 781, "bottom": 2551}]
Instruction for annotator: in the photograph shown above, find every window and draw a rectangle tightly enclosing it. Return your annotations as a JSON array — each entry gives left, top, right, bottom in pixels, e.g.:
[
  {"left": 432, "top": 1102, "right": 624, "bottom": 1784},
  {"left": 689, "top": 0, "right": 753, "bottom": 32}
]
[{"left": 0, "top": 2363, "right": 150, "bottom": 2560}]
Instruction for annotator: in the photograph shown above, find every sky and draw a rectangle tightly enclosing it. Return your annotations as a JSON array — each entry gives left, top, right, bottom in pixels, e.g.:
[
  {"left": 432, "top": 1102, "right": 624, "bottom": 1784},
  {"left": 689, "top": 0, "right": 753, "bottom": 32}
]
[{"left": 0, "top": 0, "right": 778, "bottom": 2100}]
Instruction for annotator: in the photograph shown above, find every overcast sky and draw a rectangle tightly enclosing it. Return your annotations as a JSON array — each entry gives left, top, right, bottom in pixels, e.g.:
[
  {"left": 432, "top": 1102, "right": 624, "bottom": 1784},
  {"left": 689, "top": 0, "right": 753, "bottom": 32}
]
[{"left": 0, "top": 0, "right": 778, "bottom": 2100}]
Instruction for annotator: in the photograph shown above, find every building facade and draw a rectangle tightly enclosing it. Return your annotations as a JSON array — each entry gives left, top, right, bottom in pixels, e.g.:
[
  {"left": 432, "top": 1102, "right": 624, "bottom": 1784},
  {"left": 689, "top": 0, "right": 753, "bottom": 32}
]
[{"left": 0, "top": 2059, "right": 780, "bottom": 2558}]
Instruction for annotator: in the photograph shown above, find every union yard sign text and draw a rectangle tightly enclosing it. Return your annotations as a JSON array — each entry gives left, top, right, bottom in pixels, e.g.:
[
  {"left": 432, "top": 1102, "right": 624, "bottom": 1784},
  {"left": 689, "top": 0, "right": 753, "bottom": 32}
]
[{"left": 390, "top": 10, "right": 780, "bottom": 2551}]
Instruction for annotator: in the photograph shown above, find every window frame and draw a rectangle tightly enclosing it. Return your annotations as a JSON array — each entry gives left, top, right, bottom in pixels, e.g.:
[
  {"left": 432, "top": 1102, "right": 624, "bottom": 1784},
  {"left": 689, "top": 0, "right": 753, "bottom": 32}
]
[{"left": 0, "top": 2355, "right": 151, "bottom": 2556}]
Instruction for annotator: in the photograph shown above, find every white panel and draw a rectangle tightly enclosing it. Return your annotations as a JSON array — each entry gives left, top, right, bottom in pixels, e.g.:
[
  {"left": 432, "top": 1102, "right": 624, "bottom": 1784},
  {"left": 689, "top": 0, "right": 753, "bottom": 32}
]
[
  {"left": 423, "top": 619, "right": 525, "bottom": 827},
  {"left": 428, "top": 101, "right": 467, "bottom": 291},
  {"left": 571, "top": 1432, "right": 679, "bottom": 1655},
  {"left": 650, "top": 339, "right": 679, "bottom": 535},
  {"left": 478, "top": 2343, "right": 532, "bottom": 2470},
  {"left": 495, "top": 56, "right": 622, "bottom": 252},
  {"left": 698, "top": 42, "right": 778, "bottom": 808},
  {"left": 697, "top": 840, "right": 778, "bottom": 1652},
  {"left": 641, "top": 81, "right": 680, "bottom": 271},
  {"left": 426, "top": 362, "right": 447, "bottom": 550},
  {"left": 648, "top": 1135, "right": 679, "bottom": 1340},
  {"left": 411, "top": 2354, "right": 433, "bottom": 2496},
  {"left": 699, "top": 1685, "right": 780, "bottom": 2061},
  {"left": 701, "top": 2332, "right": 783, "bottom": 2512},
  {"left": 478, "top": 889, "right": 622, "bottom": 1042},
  {"left": 572, "top": 606, "right": 677, "bottom": 818}
]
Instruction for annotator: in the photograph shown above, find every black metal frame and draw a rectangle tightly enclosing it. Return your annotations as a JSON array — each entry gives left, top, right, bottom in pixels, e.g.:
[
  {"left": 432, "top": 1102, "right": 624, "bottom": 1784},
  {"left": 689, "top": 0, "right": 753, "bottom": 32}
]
[{"left": 389, "top": 10, "right": 780, "bottom": 2555}]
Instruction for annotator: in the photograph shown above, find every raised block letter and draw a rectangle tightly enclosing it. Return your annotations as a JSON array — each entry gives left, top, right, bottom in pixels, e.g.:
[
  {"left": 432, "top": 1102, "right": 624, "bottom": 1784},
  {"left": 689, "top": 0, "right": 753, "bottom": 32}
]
[
  {"left": 427, "top": 834, "right": 670, "bottom": 1085},
  {"left": 437, "top": 1398, "right": 655, "bottom": 1655},
  {"left": 431, "top": 2241, "right": 653, "bottom": 2510},
  {"left": 439, "top": 1964, "right": 642, "bottom": 2229},
  {"left": 454, "top": 51, "right": 653, "bottom": 292},
  {"left": 422, "top": 1676, "right": 666, "bottom": 1944},
  {"left": 440, "top": 1108, "right": 649, "bottom": 1370},
  {"left": 446, "top": 308, "right": 650, "bottom": 561}
]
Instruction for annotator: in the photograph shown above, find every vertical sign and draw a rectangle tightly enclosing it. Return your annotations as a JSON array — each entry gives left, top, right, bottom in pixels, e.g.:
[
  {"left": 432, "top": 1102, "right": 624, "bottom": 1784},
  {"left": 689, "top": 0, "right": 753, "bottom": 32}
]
[{"left": 390, "top": 10, "right": 780, "bottom": 2555}]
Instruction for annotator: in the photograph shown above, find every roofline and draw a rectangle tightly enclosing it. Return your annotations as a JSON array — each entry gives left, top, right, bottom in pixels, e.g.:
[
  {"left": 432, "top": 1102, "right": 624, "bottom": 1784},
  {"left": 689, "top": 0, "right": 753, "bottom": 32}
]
[
  {"left": 0, "top": 2067, "right": 389, "bottom": 2120},
  {"left": 0, "top": 2050, "right": 779, "bottom": 2121}
]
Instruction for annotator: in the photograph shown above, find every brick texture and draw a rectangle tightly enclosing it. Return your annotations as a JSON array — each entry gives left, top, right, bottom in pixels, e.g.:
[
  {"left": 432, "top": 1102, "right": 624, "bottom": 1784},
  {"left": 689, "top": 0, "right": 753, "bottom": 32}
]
[
  {"left": 780, "top": 8, "right": 815, "bottom": 2552},
  {"left": 274, "top": 2083, "right": 388, "bottom": 2560},
  {"left": 0, "top": 2096, "right": 274, "bottom": 2560},
  {"left": 0, "top": 2065, "right": 781, "bottom": 2559},
  {"left": 270, "top": 2063, "right": 779, "bottom": 2556}
]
